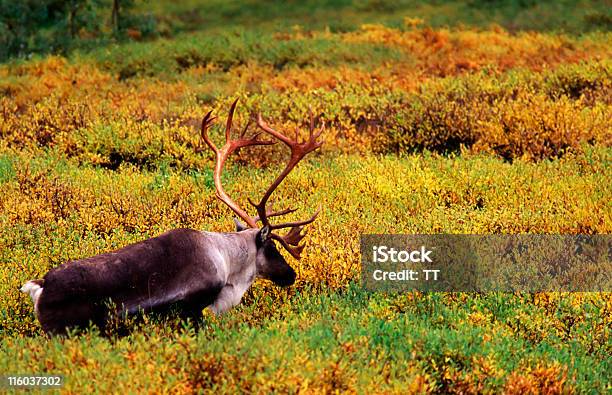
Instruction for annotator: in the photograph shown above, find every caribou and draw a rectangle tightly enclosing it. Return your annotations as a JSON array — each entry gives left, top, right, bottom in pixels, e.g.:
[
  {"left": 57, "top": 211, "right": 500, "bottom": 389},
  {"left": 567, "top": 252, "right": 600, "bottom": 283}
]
[{"left": 21, "top": 100, "right": 324, "bottom": 335}]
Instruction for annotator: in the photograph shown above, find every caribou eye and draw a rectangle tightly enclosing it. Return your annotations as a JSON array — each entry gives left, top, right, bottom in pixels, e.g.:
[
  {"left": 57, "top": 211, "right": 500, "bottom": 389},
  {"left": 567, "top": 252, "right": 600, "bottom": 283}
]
[{"left": 257, "top": 225, "right": 271, "bottom": 246}]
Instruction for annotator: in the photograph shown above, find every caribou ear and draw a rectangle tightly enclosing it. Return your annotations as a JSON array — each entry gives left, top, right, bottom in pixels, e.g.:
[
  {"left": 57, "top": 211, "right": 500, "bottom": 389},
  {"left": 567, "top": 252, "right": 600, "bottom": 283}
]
[
  {"left": 234, "top": 218, "right": 248, "bottom": 232},
  {"left": 257, "top": 225, "right": 271, "bottom": 247}
]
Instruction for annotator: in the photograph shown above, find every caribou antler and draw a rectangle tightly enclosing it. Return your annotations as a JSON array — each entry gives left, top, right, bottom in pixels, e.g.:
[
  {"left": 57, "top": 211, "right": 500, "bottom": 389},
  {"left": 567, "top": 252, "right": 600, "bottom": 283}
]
[
  {"left": 201, "top": 99, "right": 275, "bottom": 228},
  {"left": 201, "top": 101, "right": 324, "bottom": 259},
  {"left": 250, "top": 109, "right": 324, "bottom": 258}
]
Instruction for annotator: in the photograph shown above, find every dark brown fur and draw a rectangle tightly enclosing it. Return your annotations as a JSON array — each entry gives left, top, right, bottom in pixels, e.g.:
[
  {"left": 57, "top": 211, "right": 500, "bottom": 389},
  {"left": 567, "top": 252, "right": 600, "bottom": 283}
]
[{"left": 36, "top": 229, "right": 224, "bottom": 335}]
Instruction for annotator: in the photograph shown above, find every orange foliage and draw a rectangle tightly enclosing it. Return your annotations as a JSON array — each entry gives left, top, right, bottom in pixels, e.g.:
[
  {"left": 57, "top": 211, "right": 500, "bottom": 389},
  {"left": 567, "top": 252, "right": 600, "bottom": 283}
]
[
  {"left": 341, "top": 24, "right": 610, "bottom": 77},
  {"left": 504, "top": 363, "right": 571, "bottom": 395}
]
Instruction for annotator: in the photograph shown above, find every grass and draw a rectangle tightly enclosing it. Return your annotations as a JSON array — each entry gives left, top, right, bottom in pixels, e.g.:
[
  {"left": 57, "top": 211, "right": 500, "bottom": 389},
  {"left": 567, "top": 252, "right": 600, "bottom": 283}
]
[
  {"left": 2, "top": 285, "right": 610, "bottom": 393},
  {"left": 127, "top": 0, "right": 612, "bottom": 36},
  {"left": 0, "top": 0, "right": 610, "bottom": 393},
  {"left": 86, "top": 31, "right": 404, "bottom": 79}
]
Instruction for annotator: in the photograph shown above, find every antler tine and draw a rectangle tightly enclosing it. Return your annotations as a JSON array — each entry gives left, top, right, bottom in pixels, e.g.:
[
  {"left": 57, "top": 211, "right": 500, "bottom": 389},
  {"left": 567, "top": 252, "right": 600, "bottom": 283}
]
[
  {"left": 263, "top": 207, "right": 298, "bottom": 219},
  {"left": 309, "top": 107, "right": 314, "bottom": 133},
  {"left": 272, "top": 234, "right": 305, "bottom": 260},
  {"left": 247, "top": 197, "right": 298, "bottom": 223},
  {"left": 225, "top": 99, "right": 238, "bottom": 141},
  {"left": 283, "top": 225, "right": 307, "bottom": 246},
  {"left": 240, "top": 119, "right": 252, "bottom": 138},
  {"left": 313, "top": 119, "right": 325, "bottom": 140},
  {"left": 256, "top": 113, "right": 292, "bottom": 146},
  {"left": 201, "top": 110, "right": 218, "bottom": 153},
  {"left": 307, "top": 107, "right": 326, "bottom": 142},
  {"left": 269, "top": 207, "right": 320, "bottom": 231}
]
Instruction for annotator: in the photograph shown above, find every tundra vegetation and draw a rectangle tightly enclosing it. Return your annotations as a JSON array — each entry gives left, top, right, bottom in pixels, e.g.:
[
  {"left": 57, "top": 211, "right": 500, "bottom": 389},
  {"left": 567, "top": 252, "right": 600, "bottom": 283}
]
[{"left": 0, "top": 0, "right": 611, "bottom": 393}]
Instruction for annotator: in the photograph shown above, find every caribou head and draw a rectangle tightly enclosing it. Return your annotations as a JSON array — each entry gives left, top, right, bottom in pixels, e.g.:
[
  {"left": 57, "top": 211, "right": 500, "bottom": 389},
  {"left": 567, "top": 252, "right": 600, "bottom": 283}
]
[{"left": 20, "top": 100, "right": 324, "bottom": 335}]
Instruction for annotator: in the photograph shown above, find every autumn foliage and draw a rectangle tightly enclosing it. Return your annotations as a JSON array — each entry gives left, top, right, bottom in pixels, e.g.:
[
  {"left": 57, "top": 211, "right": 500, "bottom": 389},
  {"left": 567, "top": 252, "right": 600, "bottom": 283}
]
[{"left": 1, "top": 8, "right": 610, "bottom": 393}]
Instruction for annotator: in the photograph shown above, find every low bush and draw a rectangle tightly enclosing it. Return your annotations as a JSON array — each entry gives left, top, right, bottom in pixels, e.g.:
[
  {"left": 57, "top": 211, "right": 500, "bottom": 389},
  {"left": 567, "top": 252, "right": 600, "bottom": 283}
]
[
  {"left": 2, "top": 147, "right": 610, "bottom": 335},
  {"left": 1, "top": 56, "right": 610, "bottom": 166}
]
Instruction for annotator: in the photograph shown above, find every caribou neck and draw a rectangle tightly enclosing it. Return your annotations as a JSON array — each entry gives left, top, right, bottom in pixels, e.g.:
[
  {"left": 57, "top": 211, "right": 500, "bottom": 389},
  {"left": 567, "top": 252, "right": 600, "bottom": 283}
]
[{"left": 203, "top": 229, "right": 259, "bottom": 280}]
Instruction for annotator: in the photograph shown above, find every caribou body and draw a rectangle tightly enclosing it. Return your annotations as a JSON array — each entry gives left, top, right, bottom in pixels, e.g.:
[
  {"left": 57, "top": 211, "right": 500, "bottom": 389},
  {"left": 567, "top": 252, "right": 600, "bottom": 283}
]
[{"left": 21, "top": 100, "right": 323, "bottom": 335}]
